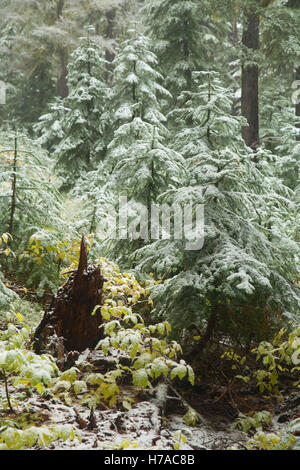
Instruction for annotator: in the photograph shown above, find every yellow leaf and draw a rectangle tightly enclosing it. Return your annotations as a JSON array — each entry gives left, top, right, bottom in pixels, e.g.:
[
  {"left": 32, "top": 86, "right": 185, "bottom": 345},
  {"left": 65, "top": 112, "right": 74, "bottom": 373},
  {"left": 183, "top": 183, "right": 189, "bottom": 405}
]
[
  {"left": 35, "top": 382, "right": 45, "bottom": 395},
  {"left": 16, "top": 313, "right": 23, "bottom": 324}
]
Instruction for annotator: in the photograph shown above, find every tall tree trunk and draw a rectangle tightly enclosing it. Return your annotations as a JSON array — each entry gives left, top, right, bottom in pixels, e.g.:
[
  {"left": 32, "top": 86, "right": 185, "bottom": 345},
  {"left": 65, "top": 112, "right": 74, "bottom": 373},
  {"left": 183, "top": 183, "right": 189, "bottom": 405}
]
[
  {"left": 286, "top": 1, "right": 300, "bottom": 140},
  {"left": 9, "top": 133, "right": 17, "bottom": 236},
  {"left": 57, "top": 49, "right": 68, "bottom": 99},
  {"left": 105, "top": 9, "right": 117, "bottom": 84},
  {"left": 296, "top": 66, "right": 300, "bottom": 142},
  {"left": 183, "top": 36, "right": 192, "bottom": 92},
  {"left": 230, "top": 20, "right": 240, "bottom": 116},
  {"left": 56, "top": 0, "right": 64, "bottom": 18},
  {"left": 241, "top": 1, "right": 260, "bottom": 151},
  {"left": 185, "top": 305, "right": 218, "bottom": 361},
  {"left": 55, "top": 1, "right": 68, "bottom": 98}
]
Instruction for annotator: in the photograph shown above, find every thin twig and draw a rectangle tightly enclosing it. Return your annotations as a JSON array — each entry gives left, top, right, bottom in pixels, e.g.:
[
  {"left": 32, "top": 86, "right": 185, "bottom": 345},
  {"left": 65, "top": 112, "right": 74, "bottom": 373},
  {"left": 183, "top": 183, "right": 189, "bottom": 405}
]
[
  {"left": 167, "top": 380, "right": 208, "bottom": 427},
  {"left": 1, "top": 370, "right": 15, "bottom": 414}
]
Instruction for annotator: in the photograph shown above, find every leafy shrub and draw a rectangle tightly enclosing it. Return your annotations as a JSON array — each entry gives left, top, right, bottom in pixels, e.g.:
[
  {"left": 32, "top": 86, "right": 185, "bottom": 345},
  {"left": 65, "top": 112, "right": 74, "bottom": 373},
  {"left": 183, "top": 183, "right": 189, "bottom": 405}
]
[
  {"left": 0, "top": 132, "right": 81, "bottom": 297},
  {"left": 0, "top": 322, "right": 58, "bottom": 410},
  {"left": 0, "top": 424, "right": 80, "bottom": 450},
  {"left": 245, "top": 430, "right": 296, "bottom": 451},
  {"left": 94, "top": 258, "right": 195, "bottom": 389},
  {"left": 236, "top": 326, "right": 300, "bottom": 394},
  {"left": 232, "top": 410, "right": 273, "bottom": 433}
]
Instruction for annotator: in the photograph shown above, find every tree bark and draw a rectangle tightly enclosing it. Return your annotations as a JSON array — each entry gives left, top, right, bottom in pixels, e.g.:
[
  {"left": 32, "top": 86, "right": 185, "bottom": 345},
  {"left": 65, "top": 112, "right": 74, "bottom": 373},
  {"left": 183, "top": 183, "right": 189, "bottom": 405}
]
[
  {"left": 296, "top": 66, "right": 300, "bottom": 142},
  {"left": 104, "top": 8, "right": 117, "bottom": 84},
  {"left": 9, "top": 133, "right": 17, "bottom": 236},
  {"left": 241, "top": 1, "right": 260, "bottom": 151},
  {"left": 195, "top": 305, "right": 218, "bottom": 353},
  {"left": 286, "top": 1, "right": 300, "bottom": 140},
  {"left": 57, "top": 49, "right": 68, "bottom": 99},
  {"left": 185, "top": 305, "right": 218, "bottom": 361},
  {"left": 33, "top": 236, "right": 105, "bottom": 355}
]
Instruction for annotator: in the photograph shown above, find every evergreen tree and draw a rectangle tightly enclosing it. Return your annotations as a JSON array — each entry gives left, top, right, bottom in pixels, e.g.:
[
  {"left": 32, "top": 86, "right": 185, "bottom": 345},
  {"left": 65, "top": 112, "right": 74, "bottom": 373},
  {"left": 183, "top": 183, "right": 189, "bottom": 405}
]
[
  {"left": 34, "top": 97, "right": 67, "bottom": 153},
  {"left": 259, "top": 79, "right": 300, "bottom": 190},
  {"left": 98, "top": 34, "right": 185, "bottom": 263},
  {"left": 0, "top": 131, "right": 73, "bottom": 295},
  {"left": 142, "top": 0, "right": 205, "bottom": 98},
  {"left": 108, "top": 32, "right": 172, "bottom": 142},
  {"left": 169, "top": 71, "right": 247, "bottom": 156},
  {"left": 52, "top": 28, "right": 109, "bottom": 184},
  {"left": 0, "top": 0, "right": 140, "bottom": 126},
  {"left": 132, "top": 72, "right": 300, "bottom": 345}
]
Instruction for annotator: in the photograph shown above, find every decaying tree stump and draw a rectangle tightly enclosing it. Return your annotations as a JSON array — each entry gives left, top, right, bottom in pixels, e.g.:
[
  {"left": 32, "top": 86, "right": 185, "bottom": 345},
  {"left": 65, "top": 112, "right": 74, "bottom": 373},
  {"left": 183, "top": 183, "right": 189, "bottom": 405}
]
[{"left": 33, "top": 235, "right": 105, "bottom": 356}]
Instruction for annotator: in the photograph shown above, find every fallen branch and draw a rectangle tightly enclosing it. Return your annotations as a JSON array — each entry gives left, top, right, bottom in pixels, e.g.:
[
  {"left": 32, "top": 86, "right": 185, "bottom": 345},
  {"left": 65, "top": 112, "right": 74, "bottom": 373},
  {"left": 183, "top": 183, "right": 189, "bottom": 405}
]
[{"left": 167, "top": 380, "right": 208, "bottom": 427}]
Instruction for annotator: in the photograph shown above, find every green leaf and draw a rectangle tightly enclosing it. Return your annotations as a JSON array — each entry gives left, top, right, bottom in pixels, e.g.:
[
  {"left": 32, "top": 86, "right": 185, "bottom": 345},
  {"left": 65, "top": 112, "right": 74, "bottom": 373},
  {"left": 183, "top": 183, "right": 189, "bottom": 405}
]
[
  {"left": 21, "top": 427, "right": 39, "bottom": 448},
  {"left": 132, "top": 368, "right": 149, "bottom": 388},
  {"left": 59, "top": 424, "right": 74, "bottom": 442},
  {"left": 183, "top": 408, "right": 198, "bottom": 426},
  {"left": 91, "top": 305, "right": 101, "bottom": 316},
  {"left": 123, "top": 400, "right": 132, "bottom": 411},
  {"left": 105, "top": 320, "right": 120, "bottom": 335},
  {"left": 100, "top": 337, "right": 110, "bottom": 355},
  {"left": 187, "top": 365, "right": 195, "bottom": 385},
  {"left": 3, "top": 428, "right": 18, "bottom": 449},
  {"left": 60, "top": 367, "right": 79, "bottom": 384},
  {"left": 292, "top": 348, "right": 300, "bottom": 365},
  {"left": 170, "top": 364, "right": 187, "bottom": 381},
  {"left": 53, "top": 380, "right": 72, "bottom": 392},
  {"left": 151, "top": 358, "right": 169, "bottom": 378},
  {"left": 157, "top": 323, "right": 166, "bottom": 336},
  {"left": 73, "top": 380, "right": 88, "bottom": 394},
  {"left": 86, "top": 373, "right": 105, "bottom": 385}
]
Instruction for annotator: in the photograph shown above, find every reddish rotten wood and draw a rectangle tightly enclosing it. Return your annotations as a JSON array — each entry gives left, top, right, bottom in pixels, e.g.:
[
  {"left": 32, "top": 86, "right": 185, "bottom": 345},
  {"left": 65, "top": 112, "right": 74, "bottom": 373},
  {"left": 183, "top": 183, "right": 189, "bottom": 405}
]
[{"left": 34, "top": 235, "right": 105, "bottom": 355}]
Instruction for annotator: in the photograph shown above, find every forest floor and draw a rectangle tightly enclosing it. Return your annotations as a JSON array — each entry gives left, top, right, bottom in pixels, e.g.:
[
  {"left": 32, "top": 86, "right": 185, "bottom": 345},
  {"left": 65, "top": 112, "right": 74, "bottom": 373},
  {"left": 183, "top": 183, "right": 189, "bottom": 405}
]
[
  {"left": 1, "top": 308, "right": 300, "bottom": 451},
  {"left": 1, "top": 276, "right": 300, "bottom": 451}
]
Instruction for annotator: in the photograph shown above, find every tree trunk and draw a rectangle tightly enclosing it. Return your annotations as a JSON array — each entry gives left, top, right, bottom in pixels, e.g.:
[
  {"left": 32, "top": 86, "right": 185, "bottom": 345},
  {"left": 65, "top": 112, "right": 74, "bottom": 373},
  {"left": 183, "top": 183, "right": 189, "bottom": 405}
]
[
  {"left": 104, "top": 8, "right": 117, "bottom": 84},
  {"left": 57, "top": 49, "right": 68, "bottom": 98},
  {"left": 194, "top": 305, "right": 218, "bottom": 354},
  {"left": 185, "top": 305, "right": 218, "bottom": 361},
  {"left": 296, "top": 66, "right": 300, "bottom": 142},
  {"left": 33, "top": 236, "right": 105, "bottom": 356},
  {"left": 241, "top": 1, "right": 260, "bottom": 151},
  {"left": 9, "top": 133, "right": 17, "bottom": 236}
]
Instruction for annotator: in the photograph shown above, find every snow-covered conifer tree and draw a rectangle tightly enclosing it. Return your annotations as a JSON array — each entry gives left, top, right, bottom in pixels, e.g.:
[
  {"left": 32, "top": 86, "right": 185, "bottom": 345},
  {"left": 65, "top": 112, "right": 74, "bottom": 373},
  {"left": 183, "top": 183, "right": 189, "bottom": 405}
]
[
  {"left": 43, "top": 27, "right": 110, "bottom": 185},
  {"left": 99, "top": 33, "right": 185, "bottom": 263},
  {"left": 143, "top": 0, "right": 204, "bottom": 98},
  {"left": 34, "top": 97, "right": 67, "bottom": 153},
  {"left": 259, "top": 80, "right": 300, "bottom": 190},
  {"left": 132, "top": 72, "right": 300, "bottom": 344}
]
